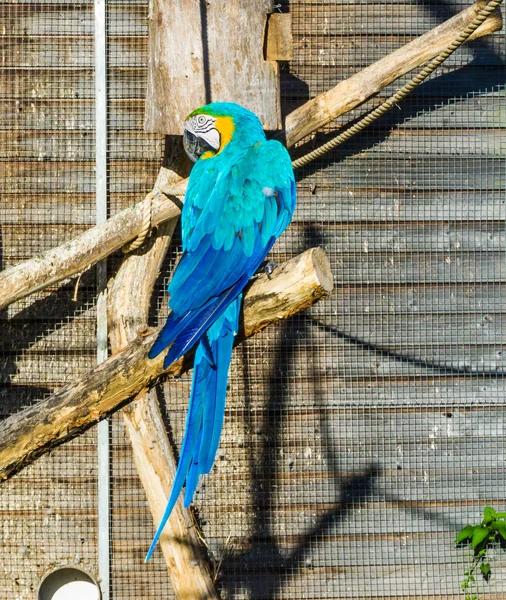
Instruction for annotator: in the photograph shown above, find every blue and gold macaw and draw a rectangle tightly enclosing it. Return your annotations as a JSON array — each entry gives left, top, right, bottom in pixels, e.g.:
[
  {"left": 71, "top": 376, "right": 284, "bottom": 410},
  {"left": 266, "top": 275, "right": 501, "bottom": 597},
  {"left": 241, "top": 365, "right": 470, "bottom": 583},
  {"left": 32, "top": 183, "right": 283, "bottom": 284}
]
[{"left": 145, "top": 102, "right": 296, "bottom": 561}]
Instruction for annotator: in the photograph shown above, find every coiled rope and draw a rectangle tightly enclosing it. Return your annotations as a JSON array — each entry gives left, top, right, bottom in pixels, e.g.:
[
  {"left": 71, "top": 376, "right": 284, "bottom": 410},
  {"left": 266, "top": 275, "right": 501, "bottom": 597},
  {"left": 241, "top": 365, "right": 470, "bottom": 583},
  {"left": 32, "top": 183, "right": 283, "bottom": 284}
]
[
  {"left": 292, "top": 0, "right": 503, "bottom": 169},
  {"left": 122, "top": 189, "right": 161, "bottom": 253}
]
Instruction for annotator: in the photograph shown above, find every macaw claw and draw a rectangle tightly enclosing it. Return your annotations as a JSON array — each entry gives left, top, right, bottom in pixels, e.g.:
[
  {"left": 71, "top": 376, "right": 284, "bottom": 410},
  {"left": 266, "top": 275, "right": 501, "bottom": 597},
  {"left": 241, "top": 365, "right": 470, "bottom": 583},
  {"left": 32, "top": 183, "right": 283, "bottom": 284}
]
[{"left": 264, "top": 260, "right": 278, "bottom": 279}]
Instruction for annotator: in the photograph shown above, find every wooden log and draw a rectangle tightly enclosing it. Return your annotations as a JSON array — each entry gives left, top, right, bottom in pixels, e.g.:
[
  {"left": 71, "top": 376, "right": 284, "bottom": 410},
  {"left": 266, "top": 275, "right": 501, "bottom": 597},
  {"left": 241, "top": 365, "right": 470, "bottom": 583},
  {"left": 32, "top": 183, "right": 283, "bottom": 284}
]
[
  {"left": 145, "top": 0, "right": 281, "bottom": 133},
  {"left": 265, "top": 13, "right": 293, "bottom": 61},
  {"left": 0, "top": 169, "right": 187, "bottom": 312},
  {"left": 0, "top": 0, "right": 500, "bottom": 311},
  {"left": 285, "top": 0, "right": 503, "bottom": 146},
  {"left": 107, "top": 153, "right": 219, "bottom": 597},
  {"left": 0, "top": 247, "right": 333, "bottom": 482},
  {"left": 111, "top": 239, "right": 219, "bottom": 597}
]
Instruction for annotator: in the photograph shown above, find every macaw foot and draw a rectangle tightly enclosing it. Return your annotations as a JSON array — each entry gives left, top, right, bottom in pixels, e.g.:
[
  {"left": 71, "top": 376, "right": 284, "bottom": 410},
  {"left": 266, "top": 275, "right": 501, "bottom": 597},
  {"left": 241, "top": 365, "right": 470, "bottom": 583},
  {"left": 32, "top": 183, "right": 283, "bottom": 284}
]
[{"left": 264, "top": 260, "right": 278, "bottom": 280}]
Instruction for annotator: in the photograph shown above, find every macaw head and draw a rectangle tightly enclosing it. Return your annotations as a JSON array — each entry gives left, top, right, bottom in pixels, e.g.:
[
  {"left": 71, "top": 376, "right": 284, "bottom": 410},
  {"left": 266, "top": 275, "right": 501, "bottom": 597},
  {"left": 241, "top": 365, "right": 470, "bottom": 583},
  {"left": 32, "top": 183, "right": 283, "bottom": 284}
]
[{"left": 183, "top": 102, "right": 265, "bottom": 163}]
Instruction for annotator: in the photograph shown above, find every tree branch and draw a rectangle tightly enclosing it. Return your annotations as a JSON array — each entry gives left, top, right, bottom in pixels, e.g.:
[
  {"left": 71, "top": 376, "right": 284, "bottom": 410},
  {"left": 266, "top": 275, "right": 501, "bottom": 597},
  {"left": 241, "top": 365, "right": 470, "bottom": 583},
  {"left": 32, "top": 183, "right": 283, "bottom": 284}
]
[
  {"left": 0, "top": 171, "right": 187, "bottom": 312},
  {"left": 0, "top": 0, "right": 500, "bottom": 312},
  {"left": 0, "top": 248, "right": 333, "bottom": 483},
  {"left": 285, "top": 0, "right": 502, "bottom": 146}
]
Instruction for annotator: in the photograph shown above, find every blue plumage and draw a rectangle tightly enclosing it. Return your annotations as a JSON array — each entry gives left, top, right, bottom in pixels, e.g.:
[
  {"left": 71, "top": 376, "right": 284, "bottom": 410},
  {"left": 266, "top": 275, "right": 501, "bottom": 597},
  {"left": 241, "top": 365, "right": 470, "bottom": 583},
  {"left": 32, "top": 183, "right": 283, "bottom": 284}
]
[{"left": 146, "top": 103, "right": 296, "bottom": 561}]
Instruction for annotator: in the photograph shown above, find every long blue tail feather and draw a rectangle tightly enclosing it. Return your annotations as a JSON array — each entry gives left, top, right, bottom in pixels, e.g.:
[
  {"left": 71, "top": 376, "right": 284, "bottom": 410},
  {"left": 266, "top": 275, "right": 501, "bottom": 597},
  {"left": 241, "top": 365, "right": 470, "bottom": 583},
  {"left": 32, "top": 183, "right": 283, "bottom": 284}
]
[{"left": 145, "top": 298, "right": 240, "bottom": 562}]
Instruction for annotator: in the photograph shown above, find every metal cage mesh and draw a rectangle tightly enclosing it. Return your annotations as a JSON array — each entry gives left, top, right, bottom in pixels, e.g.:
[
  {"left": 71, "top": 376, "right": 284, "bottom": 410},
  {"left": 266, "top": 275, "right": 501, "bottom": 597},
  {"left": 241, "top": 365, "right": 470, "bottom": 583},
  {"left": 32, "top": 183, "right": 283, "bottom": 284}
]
[
  {"left": 1, "top": 0, "right": 505, "bottom": 598},
  {"left": 0, "top": 0, "right": 100, "bottom": 594}
]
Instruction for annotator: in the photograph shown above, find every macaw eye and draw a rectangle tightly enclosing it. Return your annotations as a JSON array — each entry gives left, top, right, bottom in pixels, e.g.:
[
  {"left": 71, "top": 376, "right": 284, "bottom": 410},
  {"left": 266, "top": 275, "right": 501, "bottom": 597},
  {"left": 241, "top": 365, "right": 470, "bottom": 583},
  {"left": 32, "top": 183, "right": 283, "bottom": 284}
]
[{"left": 197, "top": 115, "right": 207, "bottom": 125}]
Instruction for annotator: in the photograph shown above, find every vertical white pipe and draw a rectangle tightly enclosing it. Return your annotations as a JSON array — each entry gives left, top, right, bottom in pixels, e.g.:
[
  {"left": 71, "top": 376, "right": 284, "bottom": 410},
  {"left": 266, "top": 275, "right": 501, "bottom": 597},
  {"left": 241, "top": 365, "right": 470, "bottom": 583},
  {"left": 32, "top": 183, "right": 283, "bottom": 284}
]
[{"left": 94, "top": 0, "right": 109, "bottom": 597}]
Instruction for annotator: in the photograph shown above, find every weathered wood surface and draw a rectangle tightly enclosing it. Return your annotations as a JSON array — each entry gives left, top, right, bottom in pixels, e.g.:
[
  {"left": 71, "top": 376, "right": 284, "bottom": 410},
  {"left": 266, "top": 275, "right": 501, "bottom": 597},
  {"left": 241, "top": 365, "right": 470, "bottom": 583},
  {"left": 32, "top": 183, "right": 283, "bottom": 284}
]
[
  {"left": 285, "top": 0, "right": 503, "bottom": 146},
  {"left": 0, "top": 248, "right": 333, "bottom": 482},
  {"left": 0, "top": 168, "right": 187, "bottom": 311},
  {"left": 2, "top": 185, "right": 505, "bottom": 227},
  {"left": 2, "top": 152, "right": 505, "bottom": 198},
  {"left": 1, "top": 95, "right": 505, "bottom": 134},
  {"left": 107, "top": 181, "right": 219, "bottom": 596},
  {"left": 3, "top": 2, "right": 504, "bottom": 41},
  {"left": 6, "top": 68, "right": 504, "bottom": 135},
  {"left": 2, "top": 0, "right": 504, "bottom": 39},
  {"left": 298, "top": 155, "right": 506, "bottom": 190},
  {"left": 291, "top": 37, "right": 504, "bottom": 68},
  {"left": 2, "top": 128, "right": 506, "bottom": 161},
  {"left": 0, "top": 431, "right": 100, "bottom": 600},
  {"left": 4, "top": 64, "right": 505, "bottom": 106},
  {"left": 145, "top": 0, "right": 281, "bottom": 133},
  {"left": 265, "top": 13, "right": 293, "bottom": 61},
  {"left": 0, "top": 4, "right": 148, "bottom": 36}
]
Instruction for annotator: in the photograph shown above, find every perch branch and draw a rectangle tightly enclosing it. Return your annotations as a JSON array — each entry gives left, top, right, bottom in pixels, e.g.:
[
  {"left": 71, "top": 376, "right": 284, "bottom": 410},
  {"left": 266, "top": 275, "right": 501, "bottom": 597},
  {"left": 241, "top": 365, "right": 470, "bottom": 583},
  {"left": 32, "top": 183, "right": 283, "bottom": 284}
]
[
  {"left": 285, "top": 0, "right": 502, "bottom": 146},
  {"left": 0, "top": 171, "right": 187, "bottom": 312},
  {"left": 0, "top": 0, "right": 500, "bottom": 312},
  {"left": 107, "top": 158, "right": 219, "bottom": 597},
  {"left": 0, "top": 247, "right": 333, "bottom": 483}
]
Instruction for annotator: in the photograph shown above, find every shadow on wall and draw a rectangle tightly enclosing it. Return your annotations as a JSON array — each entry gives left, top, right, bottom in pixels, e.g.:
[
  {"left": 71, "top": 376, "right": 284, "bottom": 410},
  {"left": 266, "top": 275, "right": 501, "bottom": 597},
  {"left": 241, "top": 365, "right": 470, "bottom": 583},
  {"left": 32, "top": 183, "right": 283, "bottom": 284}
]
[
  {"left": 219, "top": 307, "right": 381, "bottom": 599},
  {"left": 214, "top": 219, "right": 375, "bottom": 598},
  {"left": 0, "top": 233, "right": 97, "bottom": 418}
]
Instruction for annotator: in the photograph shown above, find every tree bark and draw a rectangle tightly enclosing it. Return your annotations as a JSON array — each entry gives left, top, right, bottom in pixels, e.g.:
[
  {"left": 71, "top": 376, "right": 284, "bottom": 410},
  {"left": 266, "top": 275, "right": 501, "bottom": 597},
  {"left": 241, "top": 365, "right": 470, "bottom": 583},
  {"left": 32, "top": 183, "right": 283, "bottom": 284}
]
[
  {"left": 0, "top": 0, "right": 500, "bottom": 312},
  {"left": 0, "top": 247, "right": 333, "bottom": 483}
]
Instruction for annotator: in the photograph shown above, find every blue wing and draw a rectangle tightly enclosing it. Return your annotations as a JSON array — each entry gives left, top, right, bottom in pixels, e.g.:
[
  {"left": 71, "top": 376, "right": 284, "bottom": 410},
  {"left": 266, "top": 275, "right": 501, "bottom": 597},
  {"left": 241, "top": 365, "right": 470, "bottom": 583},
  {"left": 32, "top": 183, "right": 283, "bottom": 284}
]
[{"left": 149, "top": 139, "right": 295, "bottom": 367}]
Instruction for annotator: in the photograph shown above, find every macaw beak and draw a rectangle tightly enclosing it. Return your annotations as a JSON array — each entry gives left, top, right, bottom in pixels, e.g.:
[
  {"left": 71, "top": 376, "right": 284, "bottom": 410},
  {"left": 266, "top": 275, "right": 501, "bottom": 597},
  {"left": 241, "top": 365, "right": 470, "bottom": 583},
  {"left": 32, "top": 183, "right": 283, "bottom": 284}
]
[{"left": 183, "top": 129, "right": 219, "bottom": 162}]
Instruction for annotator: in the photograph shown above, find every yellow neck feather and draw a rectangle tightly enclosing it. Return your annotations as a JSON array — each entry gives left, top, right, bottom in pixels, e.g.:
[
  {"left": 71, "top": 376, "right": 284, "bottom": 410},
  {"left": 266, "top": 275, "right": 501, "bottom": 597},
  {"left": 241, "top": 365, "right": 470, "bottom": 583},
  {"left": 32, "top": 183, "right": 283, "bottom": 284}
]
[{"left": 215, "top": 116, "right": 235, "bottom": 152}]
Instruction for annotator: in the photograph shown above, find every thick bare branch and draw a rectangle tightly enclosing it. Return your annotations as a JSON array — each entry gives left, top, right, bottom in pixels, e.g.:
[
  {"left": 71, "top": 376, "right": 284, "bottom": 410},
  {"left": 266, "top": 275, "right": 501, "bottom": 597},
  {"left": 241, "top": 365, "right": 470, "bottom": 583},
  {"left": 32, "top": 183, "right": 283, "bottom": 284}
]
[
  {"left": 285, "top": 0, "right": 502, "bottom": 146},
  {"left": 0, "top": 248, "right": 333, "bottom": 483},
  {"left": 106, "top": 164, "right": 219, "bottom": 596}
]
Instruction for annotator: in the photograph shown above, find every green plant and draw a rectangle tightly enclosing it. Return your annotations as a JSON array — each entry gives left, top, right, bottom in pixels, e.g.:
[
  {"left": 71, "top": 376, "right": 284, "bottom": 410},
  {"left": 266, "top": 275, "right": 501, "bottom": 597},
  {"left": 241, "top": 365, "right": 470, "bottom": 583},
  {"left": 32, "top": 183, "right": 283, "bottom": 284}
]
[{"left": 455, "top": 505, "right": 506, "bottom": 600}]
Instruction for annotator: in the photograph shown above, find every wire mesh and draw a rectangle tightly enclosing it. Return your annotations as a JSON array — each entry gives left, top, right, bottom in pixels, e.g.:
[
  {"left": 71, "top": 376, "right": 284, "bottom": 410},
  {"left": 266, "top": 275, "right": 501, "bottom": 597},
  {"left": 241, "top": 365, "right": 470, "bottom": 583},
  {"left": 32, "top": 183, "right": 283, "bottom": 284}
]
[
  {"left": 1, "top": 0, "right": 505, "bottom": 598},
  {"left": 0, "top": 0, "right": 99, "bottom": 595}
]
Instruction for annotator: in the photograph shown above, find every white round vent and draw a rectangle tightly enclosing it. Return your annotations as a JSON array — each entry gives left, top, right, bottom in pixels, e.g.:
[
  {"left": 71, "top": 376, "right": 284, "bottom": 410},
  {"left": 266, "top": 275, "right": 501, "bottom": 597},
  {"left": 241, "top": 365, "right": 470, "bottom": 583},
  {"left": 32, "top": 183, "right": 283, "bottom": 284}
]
[{"left": 37, "top": 567, "right": 101, "bottom": 600}]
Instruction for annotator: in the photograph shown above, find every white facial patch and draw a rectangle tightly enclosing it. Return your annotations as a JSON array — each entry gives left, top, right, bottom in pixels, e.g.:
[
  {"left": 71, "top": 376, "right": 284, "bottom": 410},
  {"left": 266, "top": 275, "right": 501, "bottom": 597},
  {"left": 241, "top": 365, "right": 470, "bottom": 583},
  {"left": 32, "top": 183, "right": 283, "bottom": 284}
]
[{"left": 200, "top": 128, "right": 220, "bottom": 151}]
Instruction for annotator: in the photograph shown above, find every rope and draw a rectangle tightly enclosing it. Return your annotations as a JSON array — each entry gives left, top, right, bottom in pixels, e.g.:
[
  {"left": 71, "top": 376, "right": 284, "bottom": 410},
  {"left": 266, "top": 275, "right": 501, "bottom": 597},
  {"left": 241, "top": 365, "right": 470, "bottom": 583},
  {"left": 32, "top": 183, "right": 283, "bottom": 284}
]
[
  {"left": 122, "top": 189, "right": 160, "bottom": 253},
  {"left": 292, "top": 0, "right": 503, "bottom": 169}
]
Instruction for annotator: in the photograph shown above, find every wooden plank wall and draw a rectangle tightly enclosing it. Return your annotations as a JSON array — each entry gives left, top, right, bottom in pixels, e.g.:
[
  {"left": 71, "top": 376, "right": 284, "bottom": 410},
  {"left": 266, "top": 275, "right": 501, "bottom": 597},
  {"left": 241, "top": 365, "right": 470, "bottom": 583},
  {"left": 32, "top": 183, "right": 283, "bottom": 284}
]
[
  {"left": 0, "top": 0, "right": 100, "bottom": 595},
  {"left": 0, "top": 0, "right": 505, "bottom": 599}
]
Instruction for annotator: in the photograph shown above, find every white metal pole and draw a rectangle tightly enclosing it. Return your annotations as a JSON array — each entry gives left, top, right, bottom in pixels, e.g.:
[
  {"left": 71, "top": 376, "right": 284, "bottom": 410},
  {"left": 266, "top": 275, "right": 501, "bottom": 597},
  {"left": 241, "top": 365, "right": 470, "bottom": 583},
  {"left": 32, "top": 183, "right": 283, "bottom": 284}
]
[{"left": 94, "top": 0, "right": 110, "bottom": 597}]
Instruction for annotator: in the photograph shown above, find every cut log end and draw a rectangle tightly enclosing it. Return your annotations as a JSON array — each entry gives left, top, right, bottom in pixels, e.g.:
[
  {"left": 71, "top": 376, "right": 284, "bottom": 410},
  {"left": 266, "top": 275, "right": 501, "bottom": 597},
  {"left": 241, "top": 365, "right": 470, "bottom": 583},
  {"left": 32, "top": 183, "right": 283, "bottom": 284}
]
[{"left": 310, "top": 247, "right": 334, "bottom": 295}]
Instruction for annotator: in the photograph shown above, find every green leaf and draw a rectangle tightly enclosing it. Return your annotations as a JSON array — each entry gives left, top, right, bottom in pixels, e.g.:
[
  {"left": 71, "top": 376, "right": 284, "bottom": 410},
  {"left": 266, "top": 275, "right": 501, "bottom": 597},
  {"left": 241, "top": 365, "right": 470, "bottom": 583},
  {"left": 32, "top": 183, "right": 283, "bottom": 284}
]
[
  {"left": 471, "top": 526, "right": 490, "bottom": 549},
  {"left": 495, "top": 511, "right": 506, "bottom": 519},
  {"left": 456, "top": 525, "right": 475, "bottom": 544},
  {"left": 483, "top": 506, "right": 497, "bottom": 524},
  {"left": 480, "top": 562, "right": 491, "bottom": 577},
  {"left": 496, "top": 520, "right": 506, "bottom": 542}
]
